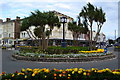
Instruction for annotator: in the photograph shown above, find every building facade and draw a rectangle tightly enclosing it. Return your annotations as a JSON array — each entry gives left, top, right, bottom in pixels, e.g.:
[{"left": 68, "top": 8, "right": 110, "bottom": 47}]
[
  {"left": 0, "top": 11, "right": 106, "bottom": 46},
  {"left": 0, "top": 17, "right": 21, "bottom": 46}
]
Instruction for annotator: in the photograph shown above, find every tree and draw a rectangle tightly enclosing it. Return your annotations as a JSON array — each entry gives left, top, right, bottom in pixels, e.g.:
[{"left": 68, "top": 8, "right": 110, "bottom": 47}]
[
  {"left": 94, "top": 7, "right": 106, "bottom": 43},
  {"left": 79, "top": 2, "right": 106, "bottom": 50},
  {"left": 68, "top": 21, "right": 85, "bottom": 46},
  {"left": 21, "top": 17, "right": 37, "bottom": 40},
  {"left": 79, "top": 2, "right": 95, "bottom": 50},
  {"left": 26, "top": 10, "right": 60, "bottom": 49},
  {"left": 45, "top": 11, "right": 61, "bottom": 48}
]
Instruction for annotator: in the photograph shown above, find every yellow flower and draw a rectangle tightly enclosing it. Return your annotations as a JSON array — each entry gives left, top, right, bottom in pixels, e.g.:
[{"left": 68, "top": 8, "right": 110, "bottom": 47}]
[
  {"left": 73, "top": 68, "right": 78, "bottom": 72},
  {"left": 59, "top": 69, "right": 63, "bottom": 72},
  {"left": 78, "top": 71, "right": 82, "bottom": 74},
  {"left": 68, "top": 74, "right": 71, "bottom": 76},
  {"left": 44, "top": 76, "right": 47, "bottom": 78},
  {"left": 26, "top": 68, "right": 32, "bottom": 71},
  {"left": 72, "top": 71, "right": 75, "bottom": 74},
  {"left": 86, "top": 70, "right": 91, "bottom": 72},
  {"left": 92, "top": 68, "right": 98, "bottom": 71},
  {"left": 113, "top": 72, "right": 120, "bottom": 75},
  {"left": 59, "top": 74, "right": 62, "bottom": 77},
  {"left": 22, "top": 68, "right": 25, "bottom": 72},
  {"left": 33, "top": 69, "right": 39, "bottom": 72},
  {"left": 17, "top": 73, "right": 24, "bottom": 75},
  {"left": 79, "top": 68, "right": 84, "bottom": 71},
  {"left": 97, "top": 70, "right": 104, "bottom": 73},
  {"left": 12, "top": 74, "right": 14, "bottom": 77},
  {"left": 25, "top": 75, "right": 27, "bottom": 78},
  {"left": 83, "top": 72, "right": 86, "bottom": 75},
  {"left": 66, "top": 69, "right": 72, "bottom": 72},
  {"left": 32, "top": 73, "right": 35, "bottom": 77},
  {"left": 44, "top": 69, "right": 50, "bottom": 73},
  {"left": 33, "top": 71, "right": 38, "bottom": 74},
  {"left": 105, "top": 68, "right": 112, "bottom": 72}
]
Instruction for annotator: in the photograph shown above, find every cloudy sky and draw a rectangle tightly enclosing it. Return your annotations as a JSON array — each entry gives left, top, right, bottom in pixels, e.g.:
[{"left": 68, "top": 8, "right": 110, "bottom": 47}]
[{"left": 0, "top": 0, "right": 119, "bottom": 40}]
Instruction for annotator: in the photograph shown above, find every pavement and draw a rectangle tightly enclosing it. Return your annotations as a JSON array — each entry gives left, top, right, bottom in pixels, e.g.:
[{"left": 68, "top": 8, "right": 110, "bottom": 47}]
[{"left": 2, "top": 47, "right": 120, "bottom": 73}]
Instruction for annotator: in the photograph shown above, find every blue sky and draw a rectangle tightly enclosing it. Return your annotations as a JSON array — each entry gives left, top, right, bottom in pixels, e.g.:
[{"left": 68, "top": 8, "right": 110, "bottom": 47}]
[{"left": 0, "top": 0, "right": 119, "bottom": 40}]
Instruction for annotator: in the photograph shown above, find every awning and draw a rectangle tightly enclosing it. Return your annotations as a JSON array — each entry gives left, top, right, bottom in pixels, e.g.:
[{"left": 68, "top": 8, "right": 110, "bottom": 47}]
[
  {"left": 2, "top": 37, "right": 14, "bottom": 39},
  {"left": 18, "top": 38, "right": 30, "bottom": 41}
]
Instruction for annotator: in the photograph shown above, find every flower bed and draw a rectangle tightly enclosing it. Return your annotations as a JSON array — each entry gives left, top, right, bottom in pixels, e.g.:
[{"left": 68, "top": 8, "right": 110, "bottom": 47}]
[
  {"left": 12, "top": 51, "right": 115, "bottom": 62},
  {"left": 1, "top": 68, "right": 120, "bottom": 80},
  {"left": 79, "top": 49, "right": 105, "bottom": 53}
]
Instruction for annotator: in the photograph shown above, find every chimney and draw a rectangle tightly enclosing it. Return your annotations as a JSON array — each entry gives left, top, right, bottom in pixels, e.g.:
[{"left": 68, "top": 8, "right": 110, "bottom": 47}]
[
  {"left": 16, "top": 16, "right": 20, "bottom": 21},
  {"left": 6, "top": 18, "right": 11, "bottom": 22},
  {"left": 0, "top": 19, "right": 3, "bottom": 23}
]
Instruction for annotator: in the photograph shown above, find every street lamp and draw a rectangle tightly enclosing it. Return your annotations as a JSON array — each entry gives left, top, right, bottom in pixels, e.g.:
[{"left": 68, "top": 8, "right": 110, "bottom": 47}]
[{"left": 60, "top": 16, "right": 67, "bottom": 48}]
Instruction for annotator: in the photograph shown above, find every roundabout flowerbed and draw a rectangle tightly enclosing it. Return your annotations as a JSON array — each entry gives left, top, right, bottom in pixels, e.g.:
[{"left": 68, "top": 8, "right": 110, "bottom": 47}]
[
  {"left": 12, "top": 46, "right": 115, "bottom": 62},
  {"left": 12, "top": 49, "right": 115, "bottom": 62},
  {"left": 1, "top": 68, "right": 120, "bottom": 80}
]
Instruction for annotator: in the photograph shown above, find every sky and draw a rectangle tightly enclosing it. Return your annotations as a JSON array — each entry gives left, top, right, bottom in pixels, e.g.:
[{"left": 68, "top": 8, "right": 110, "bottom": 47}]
[{"left": 0, "top": 0, "right": 119, "bottom": 40}]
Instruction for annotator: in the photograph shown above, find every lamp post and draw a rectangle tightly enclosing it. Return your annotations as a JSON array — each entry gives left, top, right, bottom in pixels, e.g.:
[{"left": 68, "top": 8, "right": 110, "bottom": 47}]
[{"left": 60, "top": 16, "right": 67, "bottom": 48}]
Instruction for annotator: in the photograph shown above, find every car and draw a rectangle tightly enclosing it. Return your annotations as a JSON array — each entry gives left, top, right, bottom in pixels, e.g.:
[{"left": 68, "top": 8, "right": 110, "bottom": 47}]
[{"left": 1, "top": 44, "right": 12, "bottom": 49}]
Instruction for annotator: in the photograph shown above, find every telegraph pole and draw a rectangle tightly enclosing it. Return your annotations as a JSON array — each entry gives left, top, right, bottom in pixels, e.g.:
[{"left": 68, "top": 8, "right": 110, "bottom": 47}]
[{"left": 115, "top": 30, "right": 116, "bottom": 40}]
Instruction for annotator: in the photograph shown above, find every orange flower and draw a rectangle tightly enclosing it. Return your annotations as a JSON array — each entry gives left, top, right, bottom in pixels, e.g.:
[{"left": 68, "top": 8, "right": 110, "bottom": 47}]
[
  {"left": 54, "top": 77, "right": 57, "bottom": 79},
  {"left": 87, "top": 73, "right": 90, "bottom": 76},
  {"left": 56, "top": 69, "right": 59, "bottom": 71},
  {"left": 63, "top": 74, "right": 66, "bottom": 76},
  {"left": 62, "top": 71, "right": 66, "bottom": 74},
  {"left": 54, "top": 73, "right": 57, "bottom": 76},
  {"left": 2, "top": 72, "right": 5, "bottom": 74},
  {"left": 68, "top": 77, "right": 70, "bottom": 79}
]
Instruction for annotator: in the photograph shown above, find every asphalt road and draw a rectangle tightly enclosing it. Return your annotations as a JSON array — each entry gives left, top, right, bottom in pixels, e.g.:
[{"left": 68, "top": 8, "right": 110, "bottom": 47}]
[{"left": 2, "top": 47, "right": 120, "bottom": 73}]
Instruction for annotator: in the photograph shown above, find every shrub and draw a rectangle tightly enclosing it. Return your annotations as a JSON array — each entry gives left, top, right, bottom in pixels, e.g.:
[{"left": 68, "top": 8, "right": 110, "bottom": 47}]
[
  {"left": 19, "top": 46, "right": 88, "bottom": 54},
  {"left": 44, "top": 46, "right": 89, "bottom": 54}
]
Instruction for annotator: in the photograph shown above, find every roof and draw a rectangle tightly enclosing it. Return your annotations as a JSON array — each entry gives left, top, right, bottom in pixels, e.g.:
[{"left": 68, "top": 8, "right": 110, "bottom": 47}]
[
  {"left": 51, "top": 10, "right": 74, "bottom": 20},
  {"left": 2, "top": 11, "right": 74, "bottom": 24}
]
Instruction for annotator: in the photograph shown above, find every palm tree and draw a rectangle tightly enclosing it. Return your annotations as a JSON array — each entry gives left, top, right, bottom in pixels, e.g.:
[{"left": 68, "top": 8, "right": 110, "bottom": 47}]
[
  {"left": 79, "top": 3, "right": 106, "bottom": 50},
  {"left": 21, "top": 17, "right": 37, "bottom": 40},
  {"left": 68, "top": 21, "right": 83, "bottom": 46},
  {"left": 94, "top": 7, "right": 106, "bottom": 42},
  {"left": 45, "top": 11, "right": 61, "bottom": 48},
  {"left": 79, "top": 3, "right": 96, "bottom": 50},
  {"left": 26, "top": 10, "right": 60, "bottom": 49}
]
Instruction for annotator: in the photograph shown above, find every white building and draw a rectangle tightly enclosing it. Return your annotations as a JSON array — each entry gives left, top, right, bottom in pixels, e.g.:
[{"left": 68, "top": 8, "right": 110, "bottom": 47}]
[
  {"left": 0, "top": 17, "right": 21, "bottom": 46},
  {"left": 0, "top": 11, "right": 106, "bottom": 46}
]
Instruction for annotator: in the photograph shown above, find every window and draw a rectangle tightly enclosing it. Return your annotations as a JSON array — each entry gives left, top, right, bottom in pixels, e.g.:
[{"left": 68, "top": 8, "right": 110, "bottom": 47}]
[
  {"left": 9, "top": 34, "right": 10, "bottom": 37},
  {"left": 9, "top": 40, "right": 12, "bottom": 44},
  {"left": 24, "top": 33, "right": 25, "bottom": 37},
  {"left": 22, "top": 33, "right": 23, "bottom": 37}
]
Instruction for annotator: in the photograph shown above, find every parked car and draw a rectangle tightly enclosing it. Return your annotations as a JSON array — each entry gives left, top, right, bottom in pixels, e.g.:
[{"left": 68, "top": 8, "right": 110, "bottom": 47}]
[
  {"left": 114, "top": 43, "right": 120, "bottom": 50},
  {"left": 2, "top": 44, "right": 12, "bottom": 49}
]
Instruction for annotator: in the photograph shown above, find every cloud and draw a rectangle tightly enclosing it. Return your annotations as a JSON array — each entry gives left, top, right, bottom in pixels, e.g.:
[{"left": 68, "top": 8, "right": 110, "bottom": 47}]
[
  {"left": 0, "top": 1, "right": 119, "bottom": 39},
  {"left": 53, "top": 3, "right": 71, "bottom": 9},
  {"left": 2, "top": 0, "right": 120, "bottom": 2}
]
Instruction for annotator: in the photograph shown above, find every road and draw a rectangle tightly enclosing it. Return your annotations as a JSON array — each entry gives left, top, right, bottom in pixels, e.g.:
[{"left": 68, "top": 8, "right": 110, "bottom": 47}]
[{"left": 2, "top": 47, "right": 120, "bottom": 73}]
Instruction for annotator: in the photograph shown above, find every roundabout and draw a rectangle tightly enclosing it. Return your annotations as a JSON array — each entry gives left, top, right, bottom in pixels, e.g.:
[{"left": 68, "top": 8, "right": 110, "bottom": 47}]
[{"left": 12, "top": 49, "right": 116, "bottom": 62}]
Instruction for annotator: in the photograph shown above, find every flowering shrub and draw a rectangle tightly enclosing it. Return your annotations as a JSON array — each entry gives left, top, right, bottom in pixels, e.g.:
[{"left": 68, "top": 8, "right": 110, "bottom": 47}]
[
  {"left": 1, "top": 68, "right": 120, "bottom": 80},
  {"left": 79, "top": 49, "right": 105, "bottom": 53}
]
